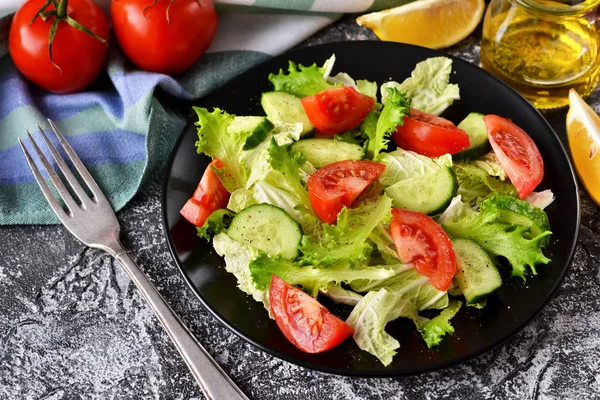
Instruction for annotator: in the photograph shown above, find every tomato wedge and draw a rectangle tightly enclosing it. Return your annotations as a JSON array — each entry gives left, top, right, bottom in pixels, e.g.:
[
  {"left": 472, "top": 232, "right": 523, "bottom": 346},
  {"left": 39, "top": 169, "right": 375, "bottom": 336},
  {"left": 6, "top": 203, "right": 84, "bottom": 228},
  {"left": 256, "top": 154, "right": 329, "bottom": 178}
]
[
  {"left": 301, "top": 86, "right": 374, "bottom": 135},
  {"left": 180, "top": 159, "right": 230, "bottom": 227},
  {"left": 307, "top": 160, "right": 385, "bottom": 224},
  {"left": 393, "top": 108, "right": 470, "bottom": 157},
  {"left": 484, "top": 115, "right": 544, "bottom": 199},
  {"left": 270, "top": 275, "right": 354, "bottom": 353},
  {"left": 389, "top": 209, "right": 456, "bottom": 291}
]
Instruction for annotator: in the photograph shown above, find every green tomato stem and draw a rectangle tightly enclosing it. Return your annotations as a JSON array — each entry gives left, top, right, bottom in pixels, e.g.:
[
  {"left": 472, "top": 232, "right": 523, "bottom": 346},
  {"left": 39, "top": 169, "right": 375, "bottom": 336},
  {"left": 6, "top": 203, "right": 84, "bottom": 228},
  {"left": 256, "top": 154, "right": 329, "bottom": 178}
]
[{"left": 31, "top": 0, "right": 108, "bottom": 71}]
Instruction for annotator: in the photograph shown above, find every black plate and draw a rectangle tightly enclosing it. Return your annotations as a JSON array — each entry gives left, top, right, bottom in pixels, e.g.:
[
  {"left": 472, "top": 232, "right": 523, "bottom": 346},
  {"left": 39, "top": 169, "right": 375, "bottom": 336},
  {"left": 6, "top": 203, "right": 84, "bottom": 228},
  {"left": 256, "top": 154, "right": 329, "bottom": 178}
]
[{"left": 162, "top": 42, "right": 580, "bottom": 376}]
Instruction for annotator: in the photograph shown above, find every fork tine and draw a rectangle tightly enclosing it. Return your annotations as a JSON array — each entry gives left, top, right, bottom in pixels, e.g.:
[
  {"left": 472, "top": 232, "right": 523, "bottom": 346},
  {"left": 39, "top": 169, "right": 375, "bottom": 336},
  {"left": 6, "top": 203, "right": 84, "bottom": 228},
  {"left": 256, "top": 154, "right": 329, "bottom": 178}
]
[
  {"left": 26, "top": 130, "right": 79, "bottom": 214},
  {"left": 46, "top": 119, "right": 105, "bottom": 202},
  {"left": 37, "top": 123, "right": 94, "bottom": 206},
  {"left": 19, "top": 138, "right": 69, "bottom": 220}
]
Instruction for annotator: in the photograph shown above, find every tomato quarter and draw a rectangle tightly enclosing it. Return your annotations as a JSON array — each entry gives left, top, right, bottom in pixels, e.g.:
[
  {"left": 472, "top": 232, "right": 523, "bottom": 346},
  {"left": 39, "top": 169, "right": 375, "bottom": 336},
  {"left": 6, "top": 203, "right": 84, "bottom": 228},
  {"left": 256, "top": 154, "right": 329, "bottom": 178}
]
[
  {"left": 393, "top": 108, "right": 470, "bottom": 157},
  {"left": 301, "top": 86, "right": 375, "bottom": 135},
  {"left": 270, "top": 275, "right": 354, "bottom": 353},
  {"left": 484, "top": 115, "right": 544, "bottom": 199},
  {"left": 307, "top": 160, "right": 385, "bottom": 224},
  {"left": 180, "top": 160, "right": 230, "bottom": 227},
  {"left": 390, "top": 208, "right": 457, "bottom": 291},
  {"left": 111, "top": 0, "right": 217, "bottom": 75},
  {"left": 9, "top": 0, "right": 109, "bottom": 93}
]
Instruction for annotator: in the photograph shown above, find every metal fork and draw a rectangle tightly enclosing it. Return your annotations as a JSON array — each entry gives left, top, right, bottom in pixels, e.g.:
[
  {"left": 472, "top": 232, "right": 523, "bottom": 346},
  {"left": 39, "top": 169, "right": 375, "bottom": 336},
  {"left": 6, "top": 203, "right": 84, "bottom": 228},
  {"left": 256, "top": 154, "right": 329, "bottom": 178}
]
[{"left": 19, "top": 120, "right": 249, "bottom": 400}]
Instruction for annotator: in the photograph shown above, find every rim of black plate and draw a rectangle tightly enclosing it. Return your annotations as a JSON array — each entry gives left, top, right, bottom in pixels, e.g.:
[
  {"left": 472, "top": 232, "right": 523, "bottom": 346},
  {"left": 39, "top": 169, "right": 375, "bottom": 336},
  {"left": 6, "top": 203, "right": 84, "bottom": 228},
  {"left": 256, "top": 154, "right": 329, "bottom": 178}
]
[{"left": 160, "top": 41, "right": 581, "bottom": 377}]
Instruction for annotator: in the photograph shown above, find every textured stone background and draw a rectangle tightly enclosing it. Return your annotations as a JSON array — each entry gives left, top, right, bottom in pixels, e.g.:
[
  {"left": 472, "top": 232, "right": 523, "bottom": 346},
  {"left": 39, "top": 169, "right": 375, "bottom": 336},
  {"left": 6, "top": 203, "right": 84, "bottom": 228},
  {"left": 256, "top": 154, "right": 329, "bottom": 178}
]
[{"left": 1, "top": 15, "right": 600, "bottom": 400}]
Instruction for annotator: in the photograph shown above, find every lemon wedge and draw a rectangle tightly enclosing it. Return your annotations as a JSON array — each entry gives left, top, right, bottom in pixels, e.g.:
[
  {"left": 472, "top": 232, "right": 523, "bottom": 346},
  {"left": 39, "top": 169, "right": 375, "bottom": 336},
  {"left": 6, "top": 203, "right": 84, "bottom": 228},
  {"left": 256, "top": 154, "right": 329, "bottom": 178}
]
[
  {"left": 356, "top": 0, "right": 485, "bottom": 49},
  {"left": 566, "top": 89, "right": 600, "bottom": 205}
]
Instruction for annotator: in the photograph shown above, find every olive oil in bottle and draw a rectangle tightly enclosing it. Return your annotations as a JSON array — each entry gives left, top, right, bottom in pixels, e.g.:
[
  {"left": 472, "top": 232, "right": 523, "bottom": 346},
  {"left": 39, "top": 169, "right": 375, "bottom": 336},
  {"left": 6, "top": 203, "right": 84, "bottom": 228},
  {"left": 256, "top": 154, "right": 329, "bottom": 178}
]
[{"left": 480, "top": 0, "right": 600, "bottom": 109}]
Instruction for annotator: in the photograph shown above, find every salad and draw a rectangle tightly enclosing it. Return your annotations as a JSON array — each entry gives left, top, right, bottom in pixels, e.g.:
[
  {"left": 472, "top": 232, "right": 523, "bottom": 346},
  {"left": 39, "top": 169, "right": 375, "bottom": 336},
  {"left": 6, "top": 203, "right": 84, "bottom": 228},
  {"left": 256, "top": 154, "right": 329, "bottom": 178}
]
[{"left": 179, "top": 55, "right": 554, "bottom": 366}]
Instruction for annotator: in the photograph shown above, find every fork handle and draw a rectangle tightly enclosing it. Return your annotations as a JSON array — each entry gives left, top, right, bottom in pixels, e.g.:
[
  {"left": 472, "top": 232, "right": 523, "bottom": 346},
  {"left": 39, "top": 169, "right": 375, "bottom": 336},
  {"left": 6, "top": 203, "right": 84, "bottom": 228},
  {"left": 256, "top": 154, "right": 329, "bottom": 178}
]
[{"left": 111, "top": 247, "right": 249, "bottom": 400}]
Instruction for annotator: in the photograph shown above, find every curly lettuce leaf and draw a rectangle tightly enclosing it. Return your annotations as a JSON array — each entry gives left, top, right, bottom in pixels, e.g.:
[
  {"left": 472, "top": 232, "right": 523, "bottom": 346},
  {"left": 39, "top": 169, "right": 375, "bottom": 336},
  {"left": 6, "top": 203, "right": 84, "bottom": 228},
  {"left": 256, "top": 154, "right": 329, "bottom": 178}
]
[
  {"left": 381, "top": 57, "right": 460, "bottom": 116},
  {"left": 365, "top": 88, "right": 410, "bottom": 159},
  {"left": 440, "top": 196, "right": 551, "bottom": 279},
  {"left": 419, "top": 300, "right": 462, "bottom": 348},
  {"left": 299, "top": 195, "right": 393, "bottom": 267},
  {"left": 193, "top": 107, "right": 248, "bottom": 192},
  {"left": 197, "top": 209, "right": 233, "bottom": 240},
  {"left": 249, "top": 254, "right": 396, "bottom": 297},
  {"left": 453, "top": 162, "right": 518, "bottom": 206},
  {"left": 346, "top": 288, "right": 421, "bottom": 366},
  {"left": 268, "top": 58, "right": 341, "bottom": 98}
]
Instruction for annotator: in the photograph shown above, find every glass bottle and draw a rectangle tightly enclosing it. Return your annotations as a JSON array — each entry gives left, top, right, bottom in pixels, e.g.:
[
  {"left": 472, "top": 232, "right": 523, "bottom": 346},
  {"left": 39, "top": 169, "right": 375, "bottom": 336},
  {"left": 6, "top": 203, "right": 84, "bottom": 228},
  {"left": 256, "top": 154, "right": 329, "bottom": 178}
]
[{"left": 481, "top": 0, "right": 600, "bottom": 110}]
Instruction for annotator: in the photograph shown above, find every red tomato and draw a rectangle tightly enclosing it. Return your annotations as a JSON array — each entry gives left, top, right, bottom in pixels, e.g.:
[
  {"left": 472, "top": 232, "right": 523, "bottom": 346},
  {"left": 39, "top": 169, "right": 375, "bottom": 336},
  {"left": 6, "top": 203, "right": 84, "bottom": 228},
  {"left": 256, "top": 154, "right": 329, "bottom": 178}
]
[
  {"left": 270, "top": 275, "right": 353, "bottom": 353},
  {"left": 9, "top": 0, "right": 109, "bottom": 93},
  {"left": 111, "top": 0, "right": 217, "bottom": 75},
  {"left": 180, "top": 160, "right": 230, "bottom": 227},
  {"left": 484, "top": 115, "right": 544, "bottom": 199},
  {"left": 307, "top": 160, "right": 385, "bottom": 224},
  {"left": 301, "top": 86, "right": 375, "bottom": 135},
  {"left": 393, "top": 108, "right": 470, "bottom": 157},
  {"left": 389, "top": 209, "right": 456, "bottom": 291}
]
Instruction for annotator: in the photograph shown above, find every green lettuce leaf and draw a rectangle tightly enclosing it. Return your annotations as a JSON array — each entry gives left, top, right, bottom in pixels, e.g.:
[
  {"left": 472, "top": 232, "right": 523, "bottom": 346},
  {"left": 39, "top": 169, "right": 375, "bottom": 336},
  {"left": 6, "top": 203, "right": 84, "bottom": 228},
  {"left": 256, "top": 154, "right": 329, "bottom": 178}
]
[
  {"left": 350, "top": 264, "right": 449, "bottom": 311},
  {"left": 299, "top": 195, "right": 393, "bottom": 267},
  {"left": 365, "top": 88, "right": 410, "bottom": 159},
  {"left": 194, "top": 107, "right": 248, "bottom": 192},
  {"left": 213, "top": 233, "right": 270, "bottom": 312},
  {"left": 268, "top": 58, "right": 341, "bottom": 98},
  {"left": 346, "top": 288, "right": 420, "bottom": 366},
  {"left": 197, "top": 209, "right": 233, "bottom": 240},
  {"left": 357, "top": 79, "right": 378, "bottom": 99},
  {"left": 320, "top": 283, "right": 363, "bottom": 306},
  {"left": 381, "top": 57, "right": 460, "bottom": 116},
  {"left": 473, "top": 152, "right": 508, "bottom": 180},
  {"left": 453, "top": 162, "right": 518, "bottom": 206},
  {"left": 376, "top": 148, "right": 452, "bottom": 186},
  {"left": 227, "top": 188, "right": 257, "bottom": 213},
  {"left": 419, "top": 300, "right": 462, "bottom": 348},
  {"left": 267, "top": 139, "right": 310, "bottom": 206},
  {"left": 440, "top": 196, "right": 551, "bottom": 279},
  {"left": 249, "top": 254, "right": 396, "bottom": 297}
]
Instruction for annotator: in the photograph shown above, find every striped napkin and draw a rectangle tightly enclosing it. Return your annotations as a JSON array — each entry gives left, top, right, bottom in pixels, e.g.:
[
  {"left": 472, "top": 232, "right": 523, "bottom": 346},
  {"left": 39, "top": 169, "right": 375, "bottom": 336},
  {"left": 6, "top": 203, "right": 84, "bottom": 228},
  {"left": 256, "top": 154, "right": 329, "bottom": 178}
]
[{"left": 0, "top": 0, "right": 413, "bottom": 225}]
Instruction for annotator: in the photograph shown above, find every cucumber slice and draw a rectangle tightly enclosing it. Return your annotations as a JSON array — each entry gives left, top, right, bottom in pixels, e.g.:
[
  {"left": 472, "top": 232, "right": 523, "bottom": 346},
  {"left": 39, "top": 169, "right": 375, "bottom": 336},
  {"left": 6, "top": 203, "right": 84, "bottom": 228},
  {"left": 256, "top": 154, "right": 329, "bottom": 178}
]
[
  {"left": 291, "top": 138, "right": 364, "bottom": 168},
  {"left": 453, "top": 113, "right": 491, "bottom": 161},
  {"left": 261, "top": 91, "right": 314, "bottom": 135},
  {"left": 384, "top": 167, "right": 457, "bottom": 215},
  {"left": 452, "top": 238, "right": 502, "bottom": 304},
  {"left": 228, "top": 116, "right": 274, "bottom": 150},
  {"left": 228, "top": 204, "right": 302, "bottom": 259}
]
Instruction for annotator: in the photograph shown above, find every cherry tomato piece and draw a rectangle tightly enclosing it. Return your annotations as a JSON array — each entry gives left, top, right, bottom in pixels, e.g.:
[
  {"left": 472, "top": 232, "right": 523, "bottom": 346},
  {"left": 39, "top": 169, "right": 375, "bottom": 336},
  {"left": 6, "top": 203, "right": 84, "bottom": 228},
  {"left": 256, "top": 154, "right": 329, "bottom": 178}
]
[
  {"left": 180, "top": 160, "right": 230, "bottom": 227},
  {"left": 270, "top": 275, "right": 354, "bottom": 353},
  {"left": 390, "top": 208, "right": 457, "bottom": 291},
  {"left": 307, "top": 160, "right": 385, "bottom": 224},
  {"left": 301, "top": 86, "right": 374, "bottom": 135},
  {"left": 393, "top": 108, "right": 470, "bottom": 157},
  {"left": 484, "top": 115, "right": 544, "bottom": 199}
]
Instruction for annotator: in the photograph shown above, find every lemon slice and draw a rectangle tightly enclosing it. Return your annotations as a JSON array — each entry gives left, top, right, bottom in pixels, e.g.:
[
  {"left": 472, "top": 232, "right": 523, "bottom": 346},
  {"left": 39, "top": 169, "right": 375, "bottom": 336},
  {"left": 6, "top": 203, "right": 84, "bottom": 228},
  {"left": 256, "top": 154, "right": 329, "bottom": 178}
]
[
  {"left": 356, "top": 0, "right": 485, "bottom": 49},
  {"left": 566, "top": 89, "right": 600, "bottom": 205}
]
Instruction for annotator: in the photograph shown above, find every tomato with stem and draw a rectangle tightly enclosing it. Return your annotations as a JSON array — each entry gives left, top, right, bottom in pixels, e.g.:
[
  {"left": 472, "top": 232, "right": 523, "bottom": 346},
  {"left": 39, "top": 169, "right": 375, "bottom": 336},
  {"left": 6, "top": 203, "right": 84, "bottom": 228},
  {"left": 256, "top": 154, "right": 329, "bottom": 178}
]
[
  {"left": 9, "top": 0, "right": 110, "bottom": 93},
  {"left": 111, "top": 0, "right": 218, "bottom": 75}
]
